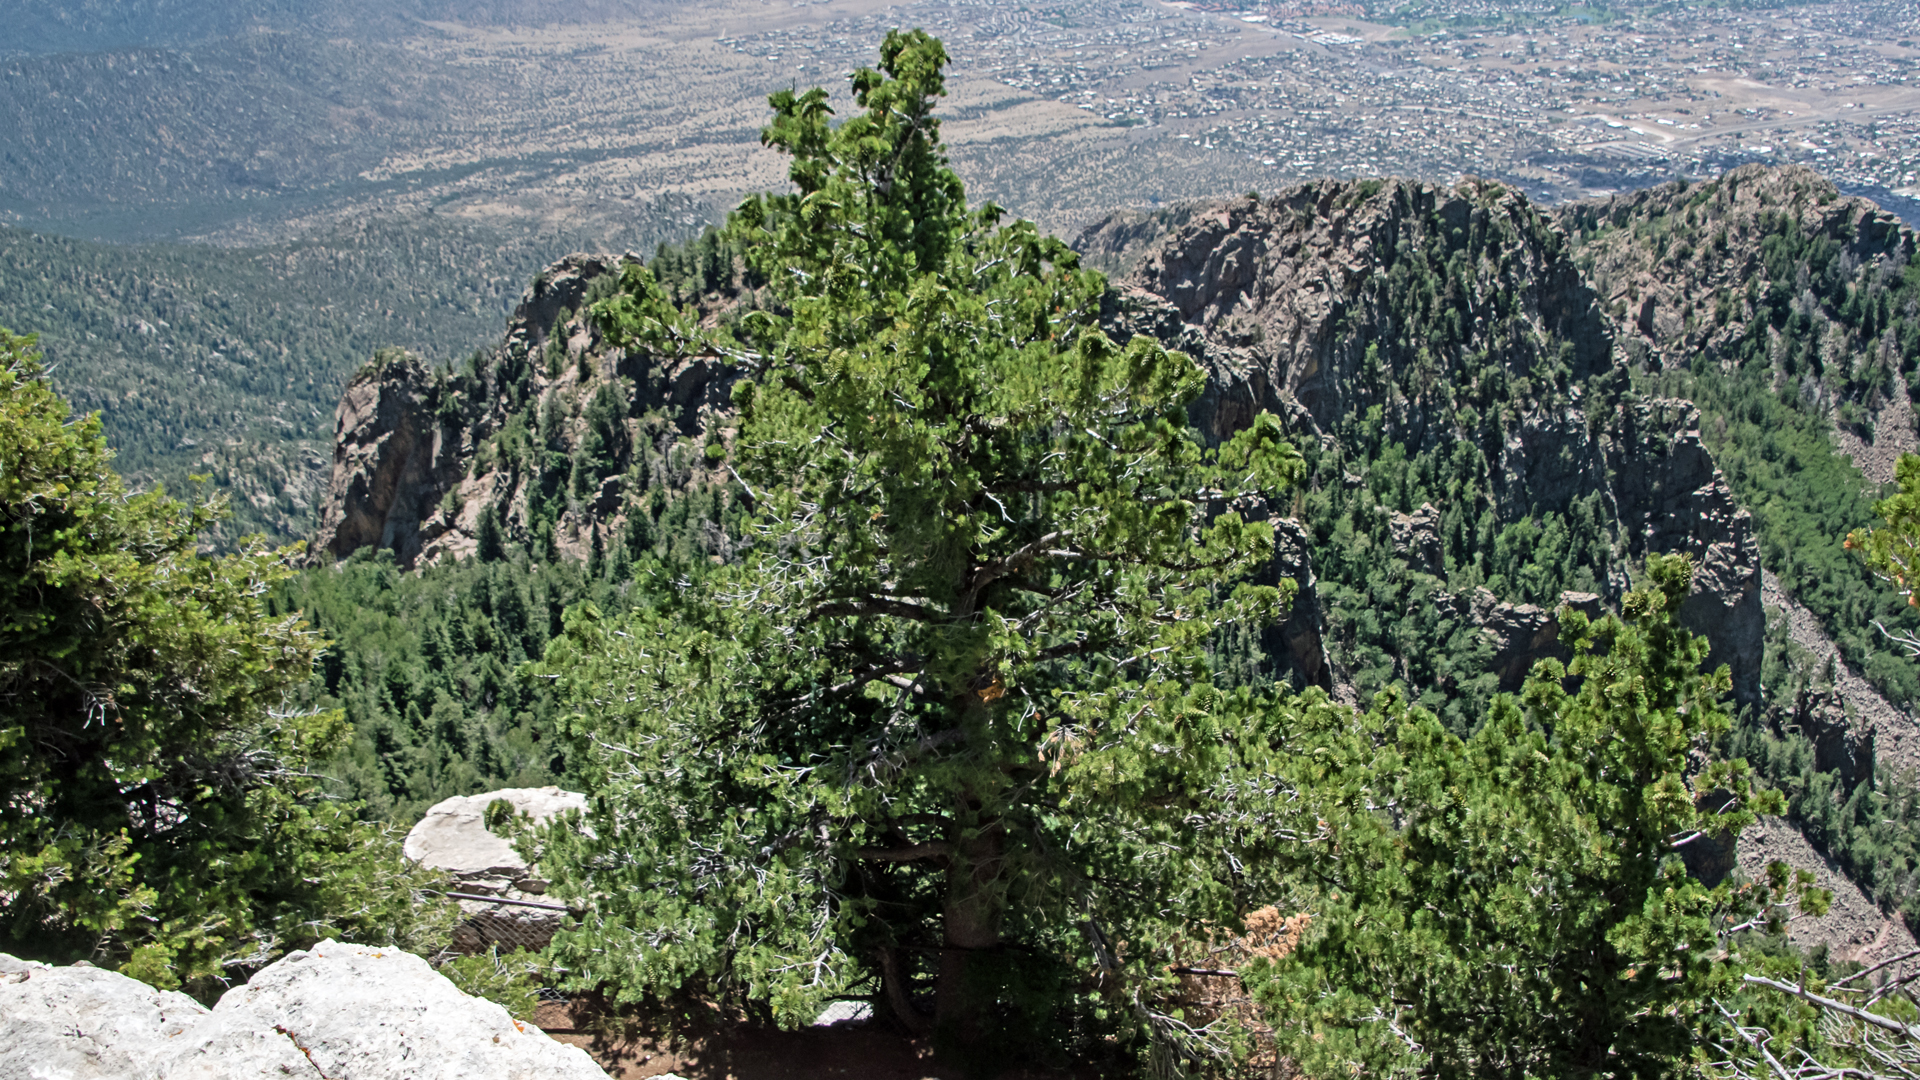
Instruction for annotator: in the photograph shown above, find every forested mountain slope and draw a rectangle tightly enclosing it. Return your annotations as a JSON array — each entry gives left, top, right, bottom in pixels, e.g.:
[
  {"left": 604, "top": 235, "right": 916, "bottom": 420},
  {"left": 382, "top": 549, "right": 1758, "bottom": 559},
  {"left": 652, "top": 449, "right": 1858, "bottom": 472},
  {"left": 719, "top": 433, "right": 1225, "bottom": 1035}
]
[
  {"left": 1564, "top": 165, "right": 1920, "bottom": 701},
  {"left": 1107, "top": 178, "right": 1761, "bottom": 736},
  {"left": 1560, "top": 165, "right": 1920, "bottom": 931},
  {"left": 289, "top": 166, "right": 1920, "bottom": 950},
  {"left": 1089, "top": 167, "right": 1920, "bottom": 938},
  {"left": 280, "top": 232, "right": 753, "bottom": 821}
]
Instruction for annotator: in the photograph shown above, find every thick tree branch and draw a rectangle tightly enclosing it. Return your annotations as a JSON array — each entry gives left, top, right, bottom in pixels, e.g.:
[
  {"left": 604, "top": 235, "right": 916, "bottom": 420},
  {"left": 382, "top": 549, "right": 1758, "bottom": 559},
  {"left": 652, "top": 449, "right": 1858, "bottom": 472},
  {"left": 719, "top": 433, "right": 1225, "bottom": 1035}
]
[
  {"left": 1743, "top": 974, "right": 1920, "bottom": 1038},
  {"left": 878, "top": 945, "right": 933, "bottom": 1035},
  {"left": 1831, "top": 948, "right": 1920, "bottom": 991},
  {"left": 807, "top": 597, "right": 944, "bottom": 623},
  {"left": 963, "top": 531, "right": 1063, "bottom": 602}
]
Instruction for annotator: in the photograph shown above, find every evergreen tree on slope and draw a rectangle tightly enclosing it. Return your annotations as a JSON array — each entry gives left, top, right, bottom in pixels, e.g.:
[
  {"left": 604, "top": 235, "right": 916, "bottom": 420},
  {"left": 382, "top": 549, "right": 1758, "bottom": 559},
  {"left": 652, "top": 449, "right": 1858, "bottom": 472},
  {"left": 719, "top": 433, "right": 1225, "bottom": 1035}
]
[{"left": 535, "top": 29, "right": 1302, "bottom": 1067}]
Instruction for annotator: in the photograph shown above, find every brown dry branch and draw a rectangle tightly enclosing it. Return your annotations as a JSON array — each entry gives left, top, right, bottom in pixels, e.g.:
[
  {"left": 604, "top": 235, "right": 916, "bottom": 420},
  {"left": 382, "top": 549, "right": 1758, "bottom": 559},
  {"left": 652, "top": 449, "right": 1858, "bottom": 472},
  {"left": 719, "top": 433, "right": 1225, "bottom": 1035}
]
[{"left": 1156, "top": 906, "right": 1311, "bottom": 1078}]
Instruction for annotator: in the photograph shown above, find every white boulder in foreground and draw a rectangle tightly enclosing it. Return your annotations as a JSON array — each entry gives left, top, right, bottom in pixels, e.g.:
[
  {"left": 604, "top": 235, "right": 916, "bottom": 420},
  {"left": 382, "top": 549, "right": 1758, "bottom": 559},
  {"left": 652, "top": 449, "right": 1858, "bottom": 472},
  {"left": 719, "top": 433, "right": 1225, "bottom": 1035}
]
[
  {"left": 0, "top": 941, "right": 607, "bottom": 1080},
  {"left": 0, "top": 952, "right": 253, "bottom": 1079}
]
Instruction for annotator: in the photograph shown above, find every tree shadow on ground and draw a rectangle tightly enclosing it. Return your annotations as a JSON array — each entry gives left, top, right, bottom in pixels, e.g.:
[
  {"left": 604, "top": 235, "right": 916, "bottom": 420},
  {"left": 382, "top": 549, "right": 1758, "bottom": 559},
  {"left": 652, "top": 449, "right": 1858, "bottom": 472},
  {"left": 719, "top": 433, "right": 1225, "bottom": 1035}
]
[{"left": 534, "top": 998, "right": 1096, "bottom": 1080}]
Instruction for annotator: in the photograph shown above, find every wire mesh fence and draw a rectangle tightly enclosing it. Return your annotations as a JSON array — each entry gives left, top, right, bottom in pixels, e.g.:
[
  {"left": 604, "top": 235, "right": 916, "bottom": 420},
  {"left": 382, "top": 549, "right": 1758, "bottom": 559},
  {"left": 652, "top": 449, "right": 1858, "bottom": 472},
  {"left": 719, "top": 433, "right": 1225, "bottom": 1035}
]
[{"left": 436, "top": 890, "right": 572, "bottom": 956}]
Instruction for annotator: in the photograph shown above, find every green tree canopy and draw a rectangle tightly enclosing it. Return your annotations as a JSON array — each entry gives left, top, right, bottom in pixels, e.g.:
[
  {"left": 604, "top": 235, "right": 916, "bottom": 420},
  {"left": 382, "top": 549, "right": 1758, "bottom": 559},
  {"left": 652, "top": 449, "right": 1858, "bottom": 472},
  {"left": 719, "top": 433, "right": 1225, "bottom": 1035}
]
[
  {"left": 1250, "top": 554, "right": 1816, "bottom": 1079},
  {"left": 1848, "top": 453, "right": 1920, "bottom": 622},
  {"left": 538, "top": 29, "right": 1302, "bottom": 1068},
  {"left": 0, "top": 326, "right": 445, "bottom": 993}
]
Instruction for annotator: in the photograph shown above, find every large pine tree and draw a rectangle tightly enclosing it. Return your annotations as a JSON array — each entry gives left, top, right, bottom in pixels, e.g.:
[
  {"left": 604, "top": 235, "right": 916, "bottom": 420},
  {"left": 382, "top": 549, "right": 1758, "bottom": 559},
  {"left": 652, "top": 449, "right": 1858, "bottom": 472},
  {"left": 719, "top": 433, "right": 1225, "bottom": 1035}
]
[{"left": 535, "top": 29, "right": 1302, "bottom": 1066}]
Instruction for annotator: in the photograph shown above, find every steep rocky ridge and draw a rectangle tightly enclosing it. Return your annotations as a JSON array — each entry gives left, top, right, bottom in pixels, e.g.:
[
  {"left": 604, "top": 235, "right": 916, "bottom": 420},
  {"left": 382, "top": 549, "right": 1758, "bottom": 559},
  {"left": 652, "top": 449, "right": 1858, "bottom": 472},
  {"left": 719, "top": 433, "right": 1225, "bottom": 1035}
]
[
  {"left": 1560, "top": 166, "right": 1920, "bottom": 935},
  {"left": 310, "top": 179, "right": 1770, "bottom": 707},
  {"left": 311, "top": 252, "right": 740, "bottom": 570},
  {"left": 1088, "top": 174, "right": 1920, "bottom": 947},
  {"left": 1562, "top": 165, "right": 1912, "bottom": 383},
  {"left": 1101, "top": 179, "right": 1763, "bottom": 707},
  {"left": 1120, "top": 180, "right": 1609, "bottom": 449}
]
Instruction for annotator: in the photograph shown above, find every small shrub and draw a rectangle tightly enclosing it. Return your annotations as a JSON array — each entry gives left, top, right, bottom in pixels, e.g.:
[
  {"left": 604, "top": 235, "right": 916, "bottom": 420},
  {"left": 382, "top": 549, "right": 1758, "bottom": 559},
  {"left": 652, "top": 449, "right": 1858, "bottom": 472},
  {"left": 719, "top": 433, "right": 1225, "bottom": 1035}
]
[{"left": 441, "top": 947, "right": 545, "bottom": 1021}]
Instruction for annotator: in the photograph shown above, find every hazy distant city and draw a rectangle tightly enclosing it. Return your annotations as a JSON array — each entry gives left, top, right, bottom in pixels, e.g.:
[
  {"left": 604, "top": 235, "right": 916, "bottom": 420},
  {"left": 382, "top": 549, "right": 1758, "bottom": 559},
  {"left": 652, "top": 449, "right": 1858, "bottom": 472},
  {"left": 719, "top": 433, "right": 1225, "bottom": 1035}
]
[
  {"left": 724, "top": 0, "right": 1920, "bottom": 214},
  {"left": 5, "top": 0, "right": 1918, "bottom": 525},
  {"left": 7, "top": 0, "right": 1918, "bottom": 245}
]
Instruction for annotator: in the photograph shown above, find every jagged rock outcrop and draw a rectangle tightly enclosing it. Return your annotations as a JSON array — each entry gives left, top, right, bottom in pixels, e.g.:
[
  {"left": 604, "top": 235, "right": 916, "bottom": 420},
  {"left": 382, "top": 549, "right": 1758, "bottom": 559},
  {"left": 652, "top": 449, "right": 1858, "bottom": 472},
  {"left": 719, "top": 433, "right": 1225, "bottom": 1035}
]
[
  {"left": 310, "top": 254, "right": 618, "bottom": 568},
  {"left": 1795, "top": 687, "right": 1875, "bottom": 788},
  {"left": 1473, "top": 588, "right": 1607, "bottom": 690},
  {"left": 0, "top": 943, "right": 607, "bottom": 1079},
  {"left": 310, "top": 252, "right": 741, "bottom": 569},
  {"left": 405, "top": 787, "right": 587, "bottom": 952},
  {"left": 310, "top": 348, "right": 467, "bottom": 566},
  {"left": 1609, "top": 398, "right": 1764, "bottom": 706},
  {"left": 1261, "top": 517, "right": 1333, "bottom": 691},
  {"left": 1116, "top": 180, "right": 1611, "bottom": 449},
  {"left": 516, "top": 255, "right": 621, "bottom": 355},
  {"left": 1560, "top": 164, "right": 1912, "bottom": 375},
  {"left": 1388, "top": 503, "right": 1445, "bottom": 578}
]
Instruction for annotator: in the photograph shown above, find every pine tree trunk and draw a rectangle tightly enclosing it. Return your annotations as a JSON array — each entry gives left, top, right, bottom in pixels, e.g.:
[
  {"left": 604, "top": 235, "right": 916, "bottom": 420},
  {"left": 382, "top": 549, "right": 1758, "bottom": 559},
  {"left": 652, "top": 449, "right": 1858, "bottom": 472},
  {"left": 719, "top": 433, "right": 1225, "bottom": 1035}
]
[
  {"left": 878, "top": 945, "right": 932, "bottom": 1036},
  {"left": 934, "top": 812, "right": 1005, "bottom": 1052}
]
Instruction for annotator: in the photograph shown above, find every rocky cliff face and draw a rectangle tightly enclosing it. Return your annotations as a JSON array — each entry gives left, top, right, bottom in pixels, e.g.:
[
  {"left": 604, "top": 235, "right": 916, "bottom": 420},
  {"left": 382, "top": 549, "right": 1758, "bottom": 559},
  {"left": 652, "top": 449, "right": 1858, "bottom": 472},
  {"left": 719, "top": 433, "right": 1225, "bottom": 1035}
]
[
  {"left": 310, "top": 253, "right": 739, "bottom": 569},
  {"left": 309, "top": 348, "right": 465, "bottom": 566},
  {"left": 1612, "top": 398, "right": 1765, "bottom": 702},
  {"left": 1098, "top": 178, "right": 1764, "bottom": 704},
  {"left": 1560, "top": 164, "right": 1912, "bottom": 373},
  {"left": 1117, "top": 180, "right": 1610, "bottom": 453}
]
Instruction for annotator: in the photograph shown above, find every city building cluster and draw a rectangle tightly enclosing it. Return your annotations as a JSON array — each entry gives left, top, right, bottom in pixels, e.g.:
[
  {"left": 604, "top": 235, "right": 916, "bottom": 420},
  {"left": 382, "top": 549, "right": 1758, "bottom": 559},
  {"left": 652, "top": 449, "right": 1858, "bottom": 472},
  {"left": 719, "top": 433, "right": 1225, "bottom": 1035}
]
[{"left": 721, "top": 0, "right": 1920, "bottom": 211}]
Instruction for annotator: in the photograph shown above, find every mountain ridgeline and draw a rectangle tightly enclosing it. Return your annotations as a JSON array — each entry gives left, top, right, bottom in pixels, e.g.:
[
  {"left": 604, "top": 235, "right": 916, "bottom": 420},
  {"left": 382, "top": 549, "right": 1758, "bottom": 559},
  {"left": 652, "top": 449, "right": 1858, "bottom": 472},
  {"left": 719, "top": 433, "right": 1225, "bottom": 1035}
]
[
  {"left": 279, "top": 234, "right": 756, "bottom": 821},
  {"left": 1567, "top": 168, "right": 1920, "bottom": 698},
  {"left": 289, "top": 164, "right": 1920, "bottom": 929}
]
